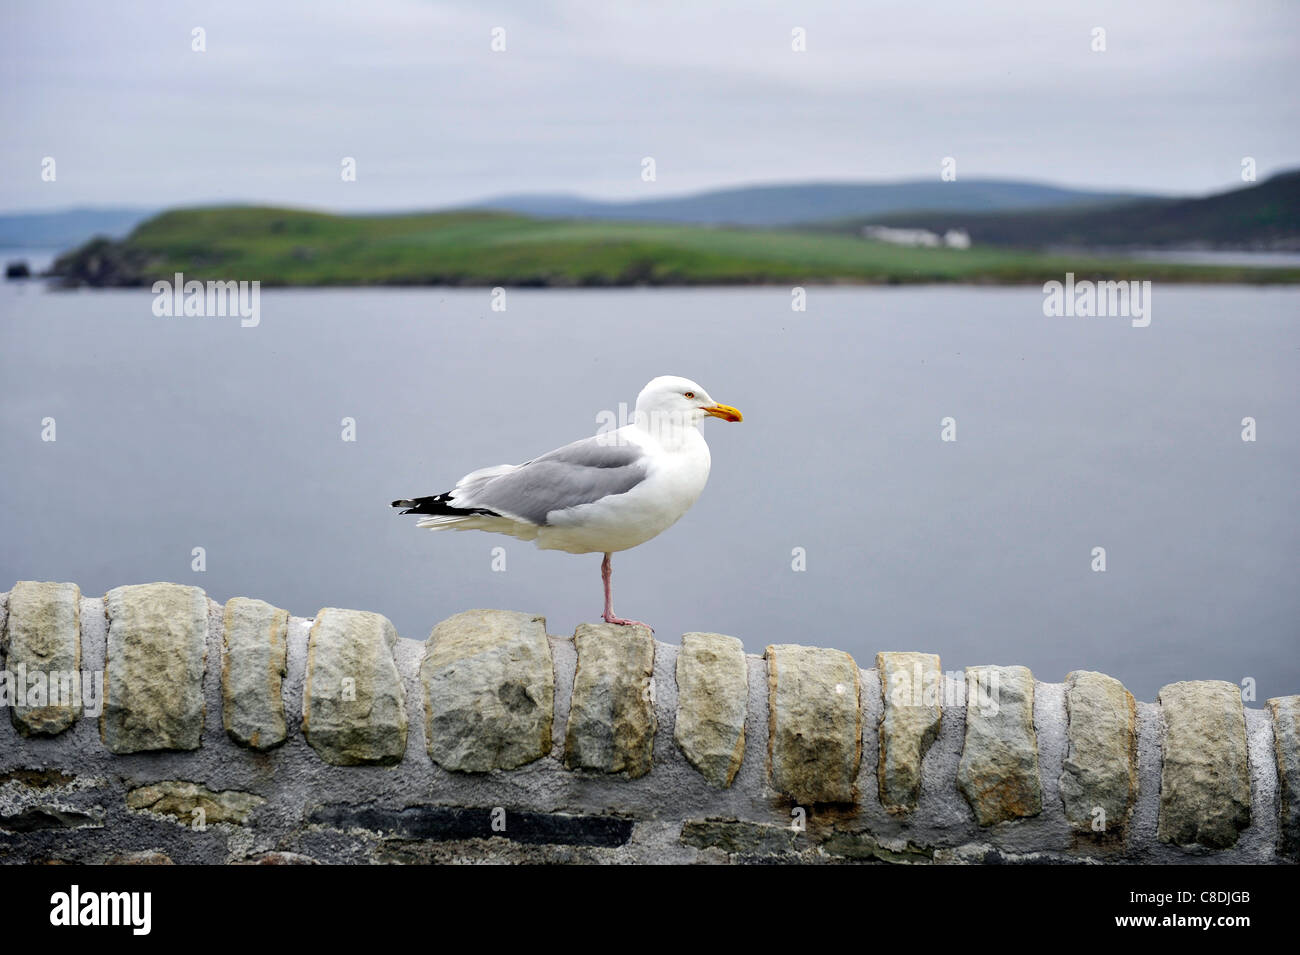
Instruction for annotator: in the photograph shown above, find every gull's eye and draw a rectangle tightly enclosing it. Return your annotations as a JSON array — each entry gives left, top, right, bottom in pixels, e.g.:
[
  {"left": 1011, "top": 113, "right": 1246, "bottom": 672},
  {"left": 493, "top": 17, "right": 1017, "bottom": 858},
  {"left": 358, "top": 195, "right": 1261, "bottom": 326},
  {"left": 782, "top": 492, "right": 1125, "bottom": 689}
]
[{"left": 684, "top": 391, "right": 695, "bottom": 399}]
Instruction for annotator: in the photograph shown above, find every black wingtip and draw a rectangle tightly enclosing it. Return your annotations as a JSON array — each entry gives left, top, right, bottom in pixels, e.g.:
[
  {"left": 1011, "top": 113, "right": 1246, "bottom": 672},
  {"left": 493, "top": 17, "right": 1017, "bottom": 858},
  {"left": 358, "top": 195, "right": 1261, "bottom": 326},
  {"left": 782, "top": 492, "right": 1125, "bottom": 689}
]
[{"left": 391, "top": 493, "right": 502, "bottom": 519}]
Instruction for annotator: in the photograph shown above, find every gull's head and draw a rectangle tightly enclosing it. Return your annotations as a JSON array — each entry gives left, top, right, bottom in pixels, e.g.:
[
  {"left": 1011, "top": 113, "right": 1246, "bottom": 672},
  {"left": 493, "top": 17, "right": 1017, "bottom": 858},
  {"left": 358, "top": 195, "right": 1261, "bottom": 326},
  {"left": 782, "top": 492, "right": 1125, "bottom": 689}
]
[{"left": 635, "top": 375, "right": 743, "bottom": 428}]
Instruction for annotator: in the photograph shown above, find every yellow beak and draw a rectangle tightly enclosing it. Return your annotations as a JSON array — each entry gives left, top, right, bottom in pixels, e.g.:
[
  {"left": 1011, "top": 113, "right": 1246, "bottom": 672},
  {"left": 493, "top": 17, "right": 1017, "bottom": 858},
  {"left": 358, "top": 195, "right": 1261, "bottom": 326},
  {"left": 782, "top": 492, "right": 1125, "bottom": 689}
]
[{"left": 703, "top": 402, "right": 743, "bottom": 422}]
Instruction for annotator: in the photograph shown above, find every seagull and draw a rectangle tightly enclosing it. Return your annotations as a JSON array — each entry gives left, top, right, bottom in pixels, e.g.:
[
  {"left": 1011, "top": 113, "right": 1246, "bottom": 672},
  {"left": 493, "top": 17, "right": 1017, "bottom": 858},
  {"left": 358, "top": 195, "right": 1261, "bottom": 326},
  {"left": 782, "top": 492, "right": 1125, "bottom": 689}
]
[{"left": 392, "top": 376, "right": 742, "bottom": 629}]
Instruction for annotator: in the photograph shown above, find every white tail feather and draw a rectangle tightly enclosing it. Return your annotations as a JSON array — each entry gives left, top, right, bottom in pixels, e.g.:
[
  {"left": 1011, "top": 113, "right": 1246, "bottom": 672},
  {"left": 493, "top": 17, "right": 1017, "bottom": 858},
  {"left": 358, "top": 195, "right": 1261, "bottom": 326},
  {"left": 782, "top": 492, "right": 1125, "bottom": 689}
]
[{"left": 415, "top": 514, "right": 476, "bottom": 529}]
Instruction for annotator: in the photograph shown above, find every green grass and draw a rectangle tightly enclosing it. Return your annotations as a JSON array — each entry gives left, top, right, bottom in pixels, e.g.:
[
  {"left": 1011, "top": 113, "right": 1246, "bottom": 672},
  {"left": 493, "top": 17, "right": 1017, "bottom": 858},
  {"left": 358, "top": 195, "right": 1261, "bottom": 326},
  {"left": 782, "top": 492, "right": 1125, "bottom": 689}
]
[{"left": 54, "top": 205, "right": 1300, "bottom": 287}]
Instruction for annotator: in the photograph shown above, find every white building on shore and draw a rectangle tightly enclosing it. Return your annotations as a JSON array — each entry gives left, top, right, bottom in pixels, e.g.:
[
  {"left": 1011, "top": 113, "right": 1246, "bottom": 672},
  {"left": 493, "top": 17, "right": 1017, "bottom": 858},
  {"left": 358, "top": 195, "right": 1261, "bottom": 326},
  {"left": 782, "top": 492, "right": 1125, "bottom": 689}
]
[{"left": 862, "top": 225, "right": 971, "bottom": 249}]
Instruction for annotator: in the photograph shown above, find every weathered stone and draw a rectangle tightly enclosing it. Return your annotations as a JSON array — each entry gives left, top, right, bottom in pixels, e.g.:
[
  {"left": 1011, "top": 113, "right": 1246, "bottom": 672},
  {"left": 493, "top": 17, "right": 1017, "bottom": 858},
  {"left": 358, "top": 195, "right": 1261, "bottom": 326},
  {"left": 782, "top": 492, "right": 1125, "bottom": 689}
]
[
  {"left": 237, "top": 851, "right": 319, "bottom": 865},
  {"left": 0, "top": 769, "right": 77, "bottom": 788},
  {"left": 563, "top": 623, "right": 656, "bottom": 777},
  {"left": 221, "top": 597, "right": 289, "bottom": 751},
  {"left": 106, "top": 851, "right": 174, "bottom": 865},
  {"left": 1060, "top": 670, "right": 1137, "bottom": 835},
  {"left": 302, "top": 608, "right": 407, "bottom": 766},
  {"left": 1267, "top": 696, "right": 1300, "bottom": 858},
  {"left": 678, "top": 818, "right": 932, "bottom": 863},
  {"left": 956, "top": 665, "right": 1042, "bottom": 825},
  {"left": 421, "top": 609, "right": 554, "bottom": 772},
  {"left": 0, "top": 805, "right": 103, "bottom": 832},
  {"left": 821, "top": 829, "right": 935, "bottom": 864},
  {"left": 876, "top": 651, "right": 941, "bottom": 813},
  {"left": 680, "top": 818, "right": 800, "bottom": 856},
  {"left": 101, "top": 583, "right": 208, "bottom": 753},
  {"left": 1157, "top": 680, "right": 1250, "bottom": 849},
  {"left": 2, "top": 581, "right": 82, "bottom": 735},
  {"left": 765, "top": 644, "right": 862, "bottom": 804},
  {"left": 127, "top": 780, "right": 264, "bottom": 826},
  {"left": 674, "top": 632, "right": 748, "bottom": 788}
]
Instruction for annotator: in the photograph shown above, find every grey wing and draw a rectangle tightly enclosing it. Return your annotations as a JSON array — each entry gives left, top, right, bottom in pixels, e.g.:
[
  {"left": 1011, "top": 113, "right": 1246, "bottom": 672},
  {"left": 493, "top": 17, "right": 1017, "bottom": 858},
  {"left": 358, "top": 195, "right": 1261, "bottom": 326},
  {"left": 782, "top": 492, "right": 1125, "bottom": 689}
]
[{"left": 455, "top": 435, "right": 650, "bottom": 525}]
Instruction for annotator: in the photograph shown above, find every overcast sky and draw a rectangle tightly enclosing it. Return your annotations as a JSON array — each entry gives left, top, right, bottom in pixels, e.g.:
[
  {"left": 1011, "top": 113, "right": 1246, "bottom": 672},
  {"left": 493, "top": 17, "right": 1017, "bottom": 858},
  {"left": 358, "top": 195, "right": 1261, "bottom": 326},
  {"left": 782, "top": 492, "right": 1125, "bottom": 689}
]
[{"left": 3, "top": 0, "right": 1298, "bottom": 212}]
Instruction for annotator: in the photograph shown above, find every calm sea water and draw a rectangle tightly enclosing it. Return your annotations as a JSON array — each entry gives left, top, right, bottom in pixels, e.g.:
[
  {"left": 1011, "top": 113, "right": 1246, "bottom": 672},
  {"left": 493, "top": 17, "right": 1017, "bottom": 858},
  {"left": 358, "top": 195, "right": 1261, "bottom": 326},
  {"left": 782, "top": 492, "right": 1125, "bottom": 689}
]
[{"left": 2, "top": 276, "right": 1296, "bottom": 703}]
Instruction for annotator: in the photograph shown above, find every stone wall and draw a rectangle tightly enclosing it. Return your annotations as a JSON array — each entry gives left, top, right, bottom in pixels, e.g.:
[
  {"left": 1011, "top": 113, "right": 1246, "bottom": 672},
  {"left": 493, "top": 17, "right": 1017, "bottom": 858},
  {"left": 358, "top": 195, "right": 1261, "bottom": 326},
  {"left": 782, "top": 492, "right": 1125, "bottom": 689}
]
[{"left": 0, "top": 580, "right": 1295, "bottom": 864}]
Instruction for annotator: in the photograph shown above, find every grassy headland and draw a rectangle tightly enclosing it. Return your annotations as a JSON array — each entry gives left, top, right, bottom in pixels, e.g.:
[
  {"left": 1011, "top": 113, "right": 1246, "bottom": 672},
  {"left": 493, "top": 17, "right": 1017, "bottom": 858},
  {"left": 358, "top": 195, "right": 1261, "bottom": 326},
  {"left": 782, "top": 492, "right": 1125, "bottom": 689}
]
[
  {"left": 50, "top": 205, "right": 1300, "bottom": 287},
  {"left": 808, "top": 170, "right": 1300, "bottom": 251}
]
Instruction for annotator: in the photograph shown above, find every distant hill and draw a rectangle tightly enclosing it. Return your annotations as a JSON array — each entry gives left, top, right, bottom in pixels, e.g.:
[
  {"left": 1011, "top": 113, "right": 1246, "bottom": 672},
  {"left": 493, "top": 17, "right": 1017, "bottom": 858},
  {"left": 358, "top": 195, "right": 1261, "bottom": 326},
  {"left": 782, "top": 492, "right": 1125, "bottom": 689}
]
[
  {"left": 815, "top": 170, "right": 1300, "bottom": 250},
  {"left": 14, "top": 171, "right": 1296, "bottom": 253},
  {"left": 469, "top": 180, "right": 1150, "bottom": 227},
  {"left": 0, "top": 207, "right": 154, "bottom": 249},
  {"left": 47, "top": 205, "right": 1300, "bottom": 289},
  {"left": 7, "top": 180, "right": 1139, "bottom": 251}
]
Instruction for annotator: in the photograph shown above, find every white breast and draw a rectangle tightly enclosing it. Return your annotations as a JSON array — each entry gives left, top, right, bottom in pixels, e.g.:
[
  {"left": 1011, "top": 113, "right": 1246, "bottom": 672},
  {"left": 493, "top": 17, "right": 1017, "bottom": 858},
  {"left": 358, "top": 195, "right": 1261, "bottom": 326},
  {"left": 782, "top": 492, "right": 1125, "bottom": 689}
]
[{"left": 537, "top": 426, "right": 712, "bottom": 554}]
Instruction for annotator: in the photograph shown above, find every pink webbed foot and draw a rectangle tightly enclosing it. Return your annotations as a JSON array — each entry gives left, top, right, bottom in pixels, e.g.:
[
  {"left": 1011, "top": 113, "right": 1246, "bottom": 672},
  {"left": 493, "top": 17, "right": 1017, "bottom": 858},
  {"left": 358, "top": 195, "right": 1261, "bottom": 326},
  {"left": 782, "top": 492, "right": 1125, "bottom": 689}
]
[{"left": 601, "top": 612, "right": 653, "bottom": 632}]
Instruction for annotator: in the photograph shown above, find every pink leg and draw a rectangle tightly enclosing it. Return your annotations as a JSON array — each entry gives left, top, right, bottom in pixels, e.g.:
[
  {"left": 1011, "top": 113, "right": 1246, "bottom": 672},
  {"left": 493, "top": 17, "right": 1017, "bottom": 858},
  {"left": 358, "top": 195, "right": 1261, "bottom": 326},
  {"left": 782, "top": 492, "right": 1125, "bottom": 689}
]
[{"left": 601, "top": 552, "right": 652, "bottom": 631}]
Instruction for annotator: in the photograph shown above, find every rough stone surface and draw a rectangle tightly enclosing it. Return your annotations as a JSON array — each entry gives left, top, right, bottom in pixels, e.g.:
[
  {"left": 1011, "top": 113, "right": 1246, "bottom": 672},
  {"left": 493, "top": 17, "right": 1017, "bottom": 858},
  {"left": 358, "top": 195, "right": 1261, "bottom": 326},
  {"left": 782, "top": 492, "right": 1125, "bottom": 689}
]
[
  {"left": 957, "top": 665, "right": 1042, "bottom": 825},
  {"left": 303, "top": 608, "right": 407, "bottom": 766},
  {"left": 1267, "top": 696, "right": 1300, "bottom": 859},
  {"left": 0, "top": 804, "right": 104, "bottom": 832},
  {"left": 674, "top": 632, "right": 748, "bottom": 788},
  {"left": 680, "top": 818, "right": 801, "bottom": 856},
  {"left": 766, "top": 644, "right": 862, "bottom": 804},
  {"left": 876, "top": 651, "right": 942, "bottom": 813},
  {"left": 106, "top": 851, "right": 175, "bottom": 865},
  {"left": 1, "top": 579, "right": 1294, "bottom": 865},
  {"left": 421, "top": 609, "right": 554, "bottom": 772},
  {"left": 564, "top": 623, "right": 656, "bottom": 777},
  {"left": 1060, "top": 670, "right": 1137, "bottom": 836},
  {"left": 101, "top": 583, "right": 208, "bottom": 753},
  {"left": 680, "top": 818, "right": 934, "bottom": 863},
  {"left": 235, "top": 851, "right": 320, "bottom": 865},
  {"left": 126, "top": 781, "right": 265, "bottom": 826},
  {"left": 2, "top": 581, "right": 82, "bottom": 735},
  {"left": 820, "top": 829, "right": 937, "bottom": 863},
  {"left": 221, "top": 597, "right": 289, "bottom": 750},
  {"left": 1157, "top": 680, "right": 1251, "bottom": 849}
]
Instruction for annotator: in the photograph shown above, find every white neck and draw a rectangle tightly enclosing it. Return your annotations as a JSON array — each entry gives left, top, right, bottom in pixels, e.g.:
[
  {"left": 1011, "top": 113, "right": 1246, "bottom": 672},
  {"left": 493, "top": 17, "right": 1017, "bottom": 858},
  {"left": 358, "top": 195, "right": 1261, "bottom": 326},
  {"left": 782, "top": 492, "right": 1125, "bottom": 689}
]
[{"left": 634, "top": 408, "right": 701, "bottom": 451}]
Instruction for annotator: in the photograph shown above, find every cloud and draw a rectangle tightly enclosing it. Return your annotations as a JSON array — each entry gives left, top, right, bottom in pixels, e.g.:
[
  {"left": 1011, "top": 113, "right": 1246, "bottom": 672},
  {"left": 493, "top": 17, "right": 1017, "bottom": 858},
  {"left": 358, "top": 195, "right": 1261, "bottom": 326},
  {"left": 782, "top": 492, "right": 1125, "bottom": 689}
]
[{"left": 2, "top": 0, "right": 1297, "bottom": 211}]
